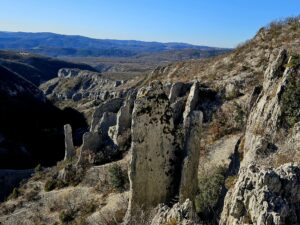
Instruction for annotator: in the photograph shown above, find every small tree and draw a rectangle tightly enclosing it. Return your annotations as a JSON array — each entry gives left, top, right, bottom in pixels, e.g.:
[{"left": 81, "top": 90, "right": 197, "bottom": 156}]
[{"left": 108, "top": 164, "right": 128, "bottom": 192}]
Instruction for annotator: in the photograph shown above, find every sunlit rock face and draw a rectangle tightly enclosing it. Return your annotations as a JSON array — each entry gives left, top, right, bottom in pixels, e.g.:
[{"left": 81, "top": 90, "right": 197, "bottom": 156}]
[
  {"left": 220, "top": 163, "right": 300, "bottom": 225},
  {"left": 125, "top": 81, "right": 177, "bottom": 222}
]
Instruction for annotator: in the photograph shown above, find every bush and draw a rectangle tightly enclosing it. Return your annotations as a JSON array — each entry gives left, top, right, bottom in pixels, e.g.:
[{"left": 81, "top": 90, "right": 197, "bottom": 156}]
[
  {"left": 59, "top": 210, "right": 74, "bottom": 224},
  {"left": 286, "top": 54, "right": 300, "bottom": 68},
  {"left": 233, "top": 102, "right": 245, "bottom": 130},
  {"left": 108, "top": 164, "right": 128, "bottom": 192},
  {"left": 281, "top": 68, "right": 300, "bottom": 127},
  {"left": 195, "top": 166, "right": 226, "bottom": 216},
  {"left": 44, "top": 178, "right": 66, "bottom": 192}
]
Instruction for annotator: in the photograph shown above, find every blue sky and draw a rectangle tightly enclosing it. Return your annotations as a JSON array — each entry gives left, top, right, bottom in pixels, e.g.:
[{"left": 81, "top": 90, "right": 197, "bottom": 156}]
[{"left": 1, "top": 0, "right": 300, "bottom": 47}]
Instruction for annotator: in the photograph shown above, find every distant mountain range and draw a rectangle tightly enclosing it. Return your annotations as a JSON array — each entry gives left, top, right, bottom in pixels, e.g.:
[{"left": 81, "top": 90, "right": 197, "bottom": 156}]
[{"left": 0, "top": 31, "right": 230, "bottom": 57}]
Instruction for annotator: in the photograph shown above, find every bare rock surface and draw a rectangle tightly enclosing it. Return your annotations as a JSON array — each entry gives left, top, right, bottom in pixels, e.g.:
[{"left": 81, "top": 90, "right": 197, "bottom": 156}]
[
  {"left": 110, "top": 90, "right": 136, "bottom": 150},
  {"left": 242, "top": 49, "right": 296, "bottom": 166},
  {"left": 220, "top": 163, "right": 300, "bottom": 225},
  {"left": 90, "top": 98, "right": 123, "bottom": 132},
  {"left": 125, "top": 81, "right": 177, "bottom": 222},
  {"left": 150, "top": 199, "right": 200, "bottom": 225},
  {"left": 179, "top": 110, "right": 203, "bottom": 203},
  {"left": 63, "top": 124, "right": 75, "bottom": 160}
]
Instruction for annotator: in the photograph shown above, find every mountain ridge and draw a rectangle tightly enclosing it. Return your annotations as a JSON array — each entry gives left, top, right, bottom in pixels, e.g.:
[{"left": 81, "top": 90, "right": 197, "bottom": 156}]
[{"left": 0, "top": 31, "right": 231, "bottom": 57}]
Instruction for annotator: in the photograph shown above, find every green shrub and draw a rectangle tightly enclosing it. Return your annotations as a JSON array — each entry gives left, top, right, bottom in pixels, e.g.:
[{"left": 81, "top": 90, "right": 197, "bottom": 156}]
[
  {"left": 281, "top": 69, "right": 300, "bottom": 127},
  {"left": 44, "top": 179, "right": 66, "bottom": 192},
  {"left": 108, "top": 164, "right": 128, "bottom": 192},
  {"left": 233, "top": 102, "right": 245, "bottom": 130},
  {"left": 195, "top": 166, "right": 226, "bottom": 216},
  {"left": 59, "top": 210, "right": 74, "bottom": 224}
]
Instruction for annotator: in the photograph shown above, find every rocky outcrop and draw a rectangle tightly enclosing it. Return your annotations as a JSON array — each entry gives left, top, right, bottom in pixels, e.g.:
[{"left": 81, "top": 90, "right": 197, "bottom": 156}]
[
  {"left": 169, "top": 82, "right": 184, "bottom": 103},
  {"left": 176, "top": 81, "right": 203, "bottom": 203},
  {"left": 75, "top": 96, "right": 126, "bottom": 166},
  {"left": 183, "top": 81, "right": 200, "bottom": 126},
  {"left": 220, "top": 163, "right": 300, "bottom": 225},
  {"left": 123, "top": 80, "right": 206, "bottom": 224},
  {"left": 171, "top": 97, "right": 187, "bottom": 125},
  {"left": 98, "top": 112, "right": 117, "bottom": 140},
  {"left": 150, "top": 199, "right": 199, "bottom": 225},
  {"left": 125, "top": 81, "right": 177, "bottom": 222},
  {"left": 58, "top": 68, "right": 84, "bottom": 78},
  {"left": 109, "top": 91, "right": 136, "bottom": 150},
  {"left": 41, "top": 69, "right": 125, "bottom": 102},
  {"left": 242, "top": 49, "right": 296, "bottom": 166},
  {"left": 77, "top": 132, "right": 102, "bottom": 166},
  {"left": 247, "top": 85, "right": 262, "bottom": 112},
  {"left": 63, "top": 124, "right": 75, "bottom": 160},
  {"left": 90, "top": 98, "right": 123, "bottom": 132},
  {"left": 179, "top": 111, "right": 203, "bottom": 203}
]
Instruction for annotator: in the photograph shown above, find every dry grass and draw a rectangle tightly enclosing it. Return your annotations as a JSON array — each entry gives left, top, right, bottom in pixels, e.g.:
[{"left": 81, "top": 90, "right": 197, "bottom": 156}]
[{"left": 164, "top": 218, "right": 178, "bottom": 225}]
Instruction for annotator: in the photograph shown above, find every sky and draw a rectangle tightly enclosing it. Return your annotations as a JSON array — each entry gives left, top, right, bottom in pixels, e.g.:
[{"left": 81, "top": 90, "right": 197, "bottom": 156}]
[{"left": 1, "top": 0, "right": 300, "bottom": 48}]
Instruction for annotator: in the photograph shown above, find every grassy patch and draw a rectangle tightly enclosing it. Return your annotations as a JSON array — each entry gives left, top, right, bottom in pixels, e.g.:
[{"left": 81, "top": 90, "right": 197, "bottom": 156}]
[{"left": 195, "top": 166, "right": 226, "bottom": 216}]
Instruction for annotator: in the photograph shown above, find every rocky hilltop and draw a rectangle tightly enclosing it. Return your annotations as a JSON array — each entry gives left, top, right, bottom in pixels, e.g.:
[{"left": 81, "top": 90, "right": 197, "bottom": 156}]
[{"left": 0, "top": 17, "right": 300, "bottom": 225}]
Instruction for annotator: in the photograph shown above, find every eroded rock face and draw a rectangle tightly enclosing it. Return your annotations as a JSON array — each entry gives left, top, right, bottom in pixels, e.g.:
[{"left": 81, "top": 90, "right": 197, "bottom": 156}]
[
  {"left": 242, "top": 49, "right": 296, "bottom": 166},
  {"left": 63, "top": 124, "right": 75, "bottom": 160},
  {"left": 169, "top": 82, "right": 184, "bottom": 104},
  {"left": 77, "top": 132, "right": 102, "bottom": 166},
  {"left": 110, "top": 91, "right": 136, "bottom": 150},
  {"left": 42, "top": 69, "right": 125, "bottom": 103},
  {"left": 125, "top": 81, "right": 177, "bottom": 221},
  {"left": 98, "top": 112, "right": 117, "bottom": 140},
  {"left": 179, "top": 110, "right": 203, "bottom": 203},
  {"left": 183, "top": 81, "right": 200, "bottom": 126},
  {"left": 90, "top": 98, "right": 123, "bottom": 132},
  {"left": 220, "top": 163, "right": 300, "bottom": 225}
]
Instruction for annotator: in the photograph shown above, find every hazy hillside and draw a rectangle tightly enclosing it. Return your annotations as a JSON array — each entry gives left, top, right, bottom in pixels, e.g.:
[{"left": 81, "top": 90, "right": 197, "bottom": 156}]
[
  {"left": 0, "top": 50, "right": 96, "bottom": 85},
  {"left": 0, "top": 31, "right": 229, "bottom": 57}
]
